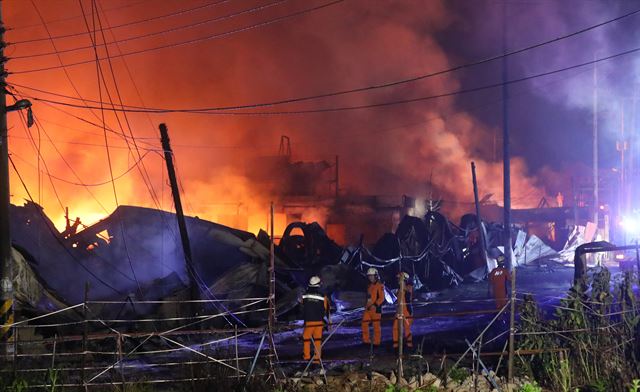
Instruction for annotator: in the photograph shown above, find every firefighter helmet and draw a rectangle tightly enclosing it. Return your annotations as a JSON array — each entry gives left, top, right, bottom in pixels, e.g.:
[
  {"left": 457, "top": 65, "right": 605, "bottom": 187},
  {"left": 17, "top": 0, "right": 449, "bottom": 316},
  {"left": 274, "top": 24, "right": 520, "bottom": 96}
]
[
  {"left": 309, "top": 276, "right": 321, "bottom": 287},
  {"left": 398, "top": 271, "right": 409, "bottom": 280},
  {"left": 366, "top": 267, "right": 379, "bottom": 276}
]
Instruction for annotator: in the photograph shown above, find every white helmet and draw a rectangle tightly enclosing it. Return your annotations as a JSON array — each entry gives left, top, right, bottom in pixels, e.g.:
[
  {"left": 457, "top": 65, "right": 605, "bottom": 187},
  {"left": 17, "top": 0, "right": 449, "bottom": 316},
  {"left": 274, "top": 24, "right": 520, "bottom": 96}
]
[
  {"left": 366, "top": 267, "right": 378, "bottom": 276},
  {"left": 309, "top": 276, "right": 321, "bottom": 287},
  {"left": 398, "top": 272, "right": 409, "bottom": 280}
]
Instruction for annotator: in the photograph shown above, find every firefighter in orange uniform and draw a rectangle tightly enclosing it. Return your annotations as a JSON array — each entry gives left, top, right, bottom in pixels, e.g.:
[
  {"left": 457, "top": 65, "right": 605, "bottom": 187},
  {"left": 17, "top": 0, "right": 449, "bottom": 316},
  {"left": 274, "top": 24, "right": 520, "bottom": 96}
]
[
  {"left": 393, "top": 272, "right": 413, "bottom": 349},
  {"left": 302, "top": 276, "right": 330, "bottom": 363},
  {"left": 362, "top": 267, "right": 385, "bottom": 347},
  {"left": 488, "top": 256, "right": 511, "bottom": 309}
]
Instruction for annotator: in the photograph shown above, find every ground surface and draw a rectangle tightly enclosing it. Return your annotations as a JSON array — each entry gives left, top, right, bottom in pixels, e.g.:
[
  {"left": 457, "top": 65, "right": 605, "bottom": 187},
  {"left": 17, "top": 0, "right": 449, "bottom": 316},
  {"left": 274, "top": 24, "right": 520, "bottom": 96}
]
[{"left": 225, "top": 262, "right": 587, "bottom": 376}]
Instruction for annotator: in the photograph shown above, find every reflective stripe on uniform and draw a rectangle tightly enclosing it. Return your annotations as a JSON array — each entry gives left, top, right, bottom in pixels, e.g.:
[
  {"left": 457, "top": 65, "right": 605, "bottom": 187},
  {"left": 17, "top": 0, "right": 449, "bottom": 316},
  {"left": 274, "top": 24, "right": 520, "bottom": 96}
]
[
  {"left": 0, "top": 299, "right": 13, "bottom": 339},
  {"left": 0, "top": 299, "right": 11, "bottom": 316},
  {"left": 302, "top": 294, "right": 325, "bottom": 302}
]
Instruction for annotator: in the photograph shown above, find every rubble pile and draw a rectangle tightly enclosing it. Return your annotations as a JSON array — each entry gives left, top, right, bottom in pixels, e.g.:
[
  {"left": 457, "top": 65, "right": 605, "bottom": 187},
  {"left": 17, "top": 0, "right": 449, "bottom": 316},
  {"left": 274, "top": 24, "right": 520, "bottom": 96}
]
[{"left": 6, "top": 200, "right": 586, "bottom": 333}]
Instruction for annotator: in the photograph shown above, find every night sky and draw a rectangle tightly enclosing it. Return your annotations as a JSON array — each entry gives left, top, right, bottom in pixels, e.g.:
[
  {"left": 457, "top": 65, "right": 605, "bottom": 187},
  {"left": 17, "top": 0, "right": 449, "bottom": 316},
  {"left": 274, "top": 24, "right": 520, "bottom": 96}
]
[{"left": 4, "top": 0, "right": 638, "bottom": 231}]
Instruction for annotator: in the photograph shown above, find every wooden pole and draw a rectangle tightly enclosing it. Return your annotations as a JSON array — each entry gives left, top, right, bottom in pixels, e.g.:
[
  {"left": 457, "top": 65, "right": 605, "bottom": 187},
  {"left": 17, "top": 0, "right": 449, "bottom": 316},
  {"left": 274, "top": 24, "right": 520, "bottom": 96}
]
[
  {"left": 0, "top": 0, "right": 13, "bottom": 360},
  {"left": 502, "top": 1, "right": 514, "bottom": 384},
  {"left": 593, "top": 54, "right": 599, "bottom": 235},
  {"left": 471, "top": 162, "right": 488, "bottom": 266},
  {"left": 159, "top": 124, "right": 199, "bottom": 312}
]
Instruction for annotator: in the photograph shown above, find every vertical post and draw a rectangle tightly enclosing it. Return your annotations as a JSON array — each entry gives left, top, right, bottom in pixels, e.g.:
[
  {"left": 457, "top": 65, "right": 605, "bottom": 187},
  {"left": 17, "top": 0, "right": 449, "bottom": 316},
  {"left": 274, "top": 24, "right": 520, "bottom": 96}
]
[
  {"left": 235, "top": 325, "right": 240, "bottom": 379},
  {"left": 0, "top": 0, "right": 13, "bottom": 360},
  {"left": 593, "top": 55, "right": 599, "bottom": 233},
  {"left": 508, "top": 271, "right": 516, "bottom": 387},
  {"left": 501, "top": 0, "right": 512, "bottom": 278},
  {"left": 118, "top": 334, "right": 125, "bottom": 391},
  {"left": 442, "top": 350, "right": 448, "bottom": 388},
  {"left": 631, "top": 93, "right": 638, "bottom": 221},
  {"left": 47, "top": 333, "right": 56, "bottom": 391},
  {"left": 81, "top": 283, "right": 89, "bottom": 392},
  {"left": 12, "top": 327, "right": 17, "bottom": 378},
  {"left": 502, "top": 1, "right": 515, "bottom": 384},
  {"left": 159, "top": 124, "right": 198, "bottom": 309},
  {"left": 267, "top": 202, "right": 278, "bottom": 380},
  {"left": 269, "top": 202, "right": 276, "bottom": 326},
  {"left": 396, "top": 272, "right": 404, "bottom": 385},
  {"left": 471, "top": 162, "right": 488, "bottom": 266}
]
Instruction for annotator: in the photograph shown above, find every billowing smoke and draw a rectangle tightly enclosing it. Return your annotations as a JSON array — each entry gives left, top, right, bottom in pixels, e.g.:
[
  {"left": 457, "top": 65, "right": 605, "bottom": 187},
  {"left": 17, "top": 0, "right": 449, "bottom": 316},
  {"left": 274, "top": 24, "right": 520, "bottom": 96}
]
[{"left": 5, "top": 0, "right": 556, "bottom": 235}]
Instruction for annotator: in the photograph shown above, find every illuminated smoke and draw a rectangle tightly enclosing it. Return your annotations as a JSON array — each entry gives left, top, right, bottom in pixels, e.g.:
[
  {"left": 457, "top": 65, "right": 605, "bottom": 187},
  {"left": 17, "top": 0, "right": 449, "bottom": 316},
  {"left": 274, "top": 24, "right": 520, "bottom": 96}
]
[{"left": 5, "top": 0, "right": 550, "bottom": 235}]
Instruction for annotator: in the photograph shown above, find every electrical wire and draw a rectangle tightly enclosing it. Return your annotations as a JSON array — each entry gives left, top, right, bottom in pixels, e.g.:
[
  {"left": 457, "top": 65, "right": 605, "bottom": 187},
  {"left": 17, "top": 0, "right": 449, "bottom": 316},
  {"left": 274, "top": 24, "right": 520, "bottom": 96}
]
[
  {"left": 18, "top": 110, "right": 65, "bottom": 215},
  {"left": 13, "top": 110, "right": 142, "bottom": 284},
  {"left": 9, "top": 134, "right": 156, "bottom": 150},
  {"left": 26, "top": 109, "right": 111, "bottom": 213},
  {"left": 33, "top": 98, "right": 158, "bottom": 143},
  {"left": 89, "top": 2, "right": 249, "bottom": 325},
  {"left": 7, "top": 0, "right": 151, "bottom": 31},
  {"left": 10, "top": 0, "right": 345, "bottom": 74},
  {"left": 91, "top": 0, "right": 178, "bottom": 219},
  {"left": 11, "top": 5, "right": 640, "bottom": 109},
  {"left": 10, "top": 149, "right": 151, "bottom": 187},
  {"left": 12, "top": 0, "right": 289, "bottom": 59},
  {"left": 27, "top": 0, "right": 113, "bottom": 132},
  {"left": 12, "top": 0, "right": 232, "bottom": 44},
  {"left": 81, "top": 0, "right": 144, "bottom": 298},
  {"left": 21, "top": 44, "right": 640, "bottom": 115}
]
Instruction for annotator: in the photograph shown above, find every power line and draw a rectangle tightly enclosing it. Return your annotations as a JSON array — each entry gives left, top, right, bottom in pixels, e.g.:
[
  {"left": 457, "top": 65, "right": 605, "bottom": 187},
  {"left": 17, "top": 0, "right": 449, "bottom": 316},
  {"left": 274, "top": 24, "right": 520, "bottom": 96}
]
[
  {"left": 90, "top": 0, "right": 177, "bottom": 243},
  {"left": 11, "top": 5, "right": 640, "bottom": 109},
  {"left": 12, "top": 0, "right": 288, "bottom": 59},
  {"left": 20, "top": 45, "right": 640, "bottom": 115},
  {"left": 17, "top": 109, "right": 66, "bottom": 215},
  {"left": 82, "top": 0, "right": 144, "bottom": 299},
  {"left": 8, "top": 0, "right": 151, "bottom": 31},
  {"left": 34, "top": 101, "right": 157, "bottom": 141},
  {"left": 10, "top": 149, "right": 152, "bottom": 187},
  {"left": 14, "top": 93, "right": 112, "bottom": 214},
  {"left": 27, "top": 0, "right": 139, "bottom": 153},
  {"left": 10, "top": 0, "right": 345, "bottom": 74},
  {"left": 12, "top": 0, "right": 232, "bottom": 44},
  {"left": 9, "top": 134, "right": 157, "bottom": 150}
]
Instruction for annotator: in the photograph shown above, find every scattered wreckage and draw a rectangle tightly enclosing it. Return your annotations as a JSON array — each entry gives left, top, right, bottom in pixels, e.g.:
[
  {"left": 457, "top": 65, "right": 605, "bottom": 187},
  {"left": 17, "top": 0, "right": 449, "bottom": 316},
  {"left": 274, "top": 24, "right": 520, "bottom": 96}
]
[{"left": 8, "top": 200, "right": 588, "bottom": 336}]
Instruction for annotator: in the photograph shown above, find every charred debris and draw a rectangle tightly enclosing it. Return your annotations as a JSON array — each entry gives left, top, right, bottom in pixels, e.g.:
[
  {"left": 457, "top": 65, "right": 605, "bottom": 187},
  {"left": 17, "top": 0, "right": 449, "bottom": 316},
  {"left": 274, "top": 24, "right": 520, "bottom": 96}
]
[{"left": 7, "top": 196, "right": 584, "bottom": 335}]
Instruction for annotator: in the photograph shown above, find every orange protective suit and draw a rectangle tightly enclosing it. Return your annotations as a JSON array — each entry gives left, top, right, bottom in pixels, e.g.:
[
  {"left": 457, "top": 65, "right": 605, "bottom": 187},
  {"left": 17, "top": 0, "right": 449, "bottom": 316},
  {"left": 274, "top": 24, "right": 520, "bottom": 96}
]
[
  {"left": 362, "top": 281, "right": 385, "bottom": 346},
  {"left": 393, "top": 283, "right": 413, "bottom": 348}
]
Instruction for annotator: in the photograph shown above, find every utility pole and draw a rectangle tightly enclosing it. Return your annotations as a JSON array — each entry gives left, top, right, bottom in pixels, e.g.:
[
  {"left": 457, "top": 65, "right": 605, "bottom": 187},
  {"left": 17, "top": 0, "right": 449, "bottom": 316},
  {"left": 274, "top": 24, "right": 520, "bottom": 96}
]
[
  {"left": 593, "top": 56, "right": 599, "bottom": 233},
  {"left": 159, "top": 124, "right": 198, "bottom": 311},
  {"left": 0, "top": 1, "right": 13, "bottom": 357},
  {"left": 471, "top": 162, "right": 488, "bottom": 267},
  {"left": 502, "top": 1, "right": 516, "bottom": 385}
]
